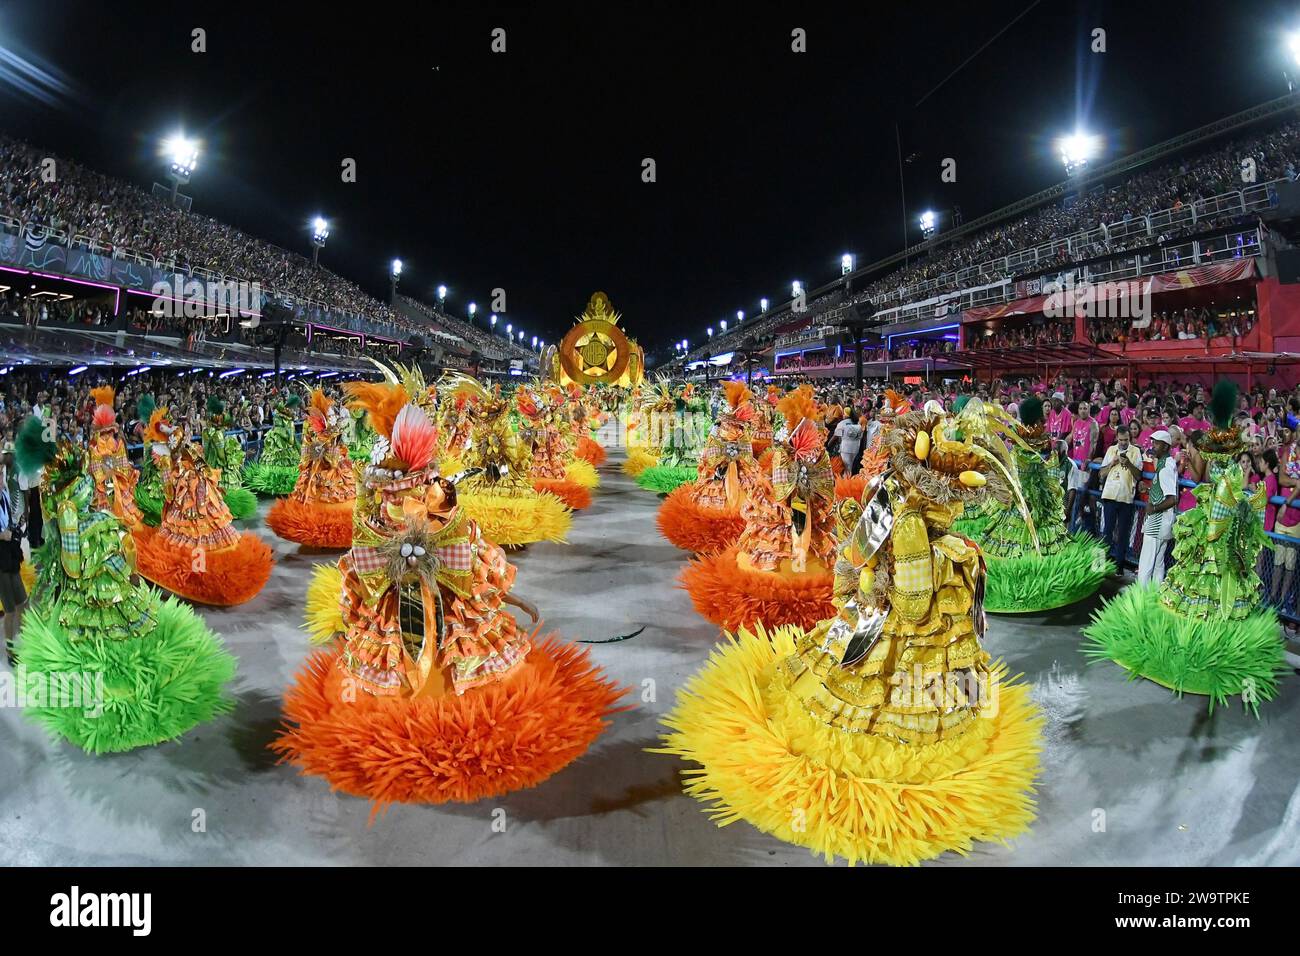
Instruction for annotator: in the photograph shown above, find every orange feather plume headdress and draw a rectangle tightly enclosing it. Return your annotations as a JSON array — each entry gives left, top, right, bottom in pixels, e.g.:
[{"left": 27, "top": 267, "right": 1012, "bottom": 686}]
[
  {"left": 777, "top": 385, "right": 818, "bottom": 430},
  {"left": 90, "top": 385, "right": 117, "bottom": 429},
  {"left": 390, "top": 404, "right": 438, "bottom": 473},
  {"left": 143, "top": 407, "right": 171, "bottom": 444},
  {"left": 343, "top": 381, "right": 407, "bottom": 440},
  {"left": 884, "top": 388, "right": 911, "bottom": 415}
]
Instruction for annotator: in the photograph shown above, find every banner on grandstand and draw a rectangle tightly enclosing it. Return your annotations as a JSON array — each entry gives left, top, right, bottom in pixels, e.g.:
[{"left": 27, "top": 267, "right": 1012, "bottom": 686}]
[{"left": 962, "top": 259, "right": 1258, "bottom": 323}]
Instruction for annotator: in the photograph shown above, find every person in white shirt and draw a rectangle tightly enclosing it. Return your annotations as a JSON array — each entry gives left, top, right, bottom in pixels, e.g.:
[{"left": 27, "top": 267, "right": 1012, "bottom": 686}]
[
  {"left": 1137, "top": 430, "right": 1179, "bottom": 586},
  {"left": 837, "top": 416, "right": 864, "bottom": 476},
  {"left": 1098, "top": 425, "right": 1143, "bottom": 573}
]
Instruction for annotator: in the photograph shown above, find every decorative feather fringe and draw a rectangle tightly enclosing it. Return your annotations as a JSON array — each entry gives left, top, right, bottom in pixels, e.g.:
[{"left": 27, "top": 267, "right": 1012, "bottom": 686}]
[
  {"left": 133, "top": 527, "right": 273, "bottom": 607},
  {"left": 272, "top": 638, "right": 628, "bottom": 812},
  {"left": 243, "top": 462, "right": 300, "bottom": 496},
  {"left": 657, "top": 485, "right": 744, "bottom": 554},
  {"left": 532, "top": 478, "right": 591, "bottom": 511},
  {"left": 15, "top": 591, "right": 236, "bottom": 754},
  {"left": 267, "top": 497, "right": 355, "bottom": 549},
  {"left": 304, "top": 563, "right": 347, "bottom": 645},
  {"left": 1083, "top": 584, "right": 1287, "bottom": 713},
  {"left": 834, "top": 474, "right": 867, "bottom": 502},
  {"left": 655, "top": 623, "right": 1044, "bottom": 866},
  {"left": 984, "top": 534, "right": 1111, "bottom": 613},
  {"left": 575, "top": 435, "right": 606, "bottom": 466},
  {"left": 636, "top": 465, "right": 697, "bottom": 495},
  {"left": 564, "top": 458, "right": 600, "bottom": 489},
  {"left": 621, "top": 448, "right": 658, "bottom": 478},
  {"left": 224, "top": 486, "right": 259, "bottom": 521},
  {"left": 458, "top": 491, "right": 572, "bottom": 546},
  {"left": 680, "top": 545, "right": 835, "bottom": 633}
]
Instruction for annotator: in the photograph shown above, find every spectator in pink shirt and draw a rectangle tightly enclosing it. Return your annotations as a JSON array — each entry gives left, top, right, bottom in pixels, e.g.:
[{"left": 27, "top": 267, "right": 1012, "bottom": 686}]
[{"left": 1046, "top": 392, "right": 1073, "bottom": 441}]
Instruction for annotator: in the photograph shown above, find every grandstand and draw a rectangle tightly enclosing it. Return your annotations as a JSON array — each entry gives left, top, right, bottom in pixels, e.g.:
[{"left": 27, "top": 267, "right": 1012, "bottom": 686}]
[
  {"left": 663, "top": 93, "right": 1300, "bottom": 388},
  {"left": 0, "top": 132, "right": 538, "bottom": 377}
]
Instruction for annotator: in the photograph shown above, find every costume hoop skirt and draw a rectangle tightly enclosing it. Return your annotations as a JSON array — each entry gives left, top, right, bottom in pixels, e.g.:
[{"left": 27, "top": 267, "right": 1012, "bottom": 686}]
[
  {"left": 680, "top": 545, "right": 834, "bottom": 633},
  {"left": 657, "top": 624, "right": 1042, "bottom": 866},
  {"left": 16, "top": 591, "right": 236, "bottom": 754},
  {"left": 657, "top": 484, "right": 745, "bottom": 554}
]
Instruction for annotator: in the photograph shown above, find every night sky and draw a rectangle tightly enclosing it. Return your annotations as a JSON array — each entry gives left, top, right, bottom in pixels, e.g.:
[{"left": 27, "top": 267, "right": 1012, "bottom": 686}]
[{"left": 1, "top": 1, "right": 1295, "bottom": 362}]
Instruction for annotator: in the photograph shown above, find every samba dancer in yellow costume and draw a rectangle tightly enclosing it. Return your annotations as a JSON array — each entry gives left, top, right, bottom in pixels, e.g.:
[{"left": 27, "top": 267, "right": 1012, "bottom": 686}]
[
  {"left": 660, "top": 399, "right": 1043, "bottom": 865},
  {"left": 446, "top": 377, "right": 571, "bottom": 547}
]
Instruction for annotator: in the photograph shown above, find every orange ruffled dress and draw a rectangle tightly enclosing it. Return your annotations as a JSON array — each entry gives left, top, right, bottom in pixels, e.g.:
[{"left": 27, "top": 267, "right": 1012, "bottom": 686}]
[
  {"left": 267, "top": 397, "right": 357, "bottom": 549},
  {"left": 275, "top": 378, "right": 624, "bottom": 809},
  {"left": 134, "top": 430, "right": 273, "bottom": 606},
  {"left": 681, "top": 391, "right": 836, "bottom": 632}
]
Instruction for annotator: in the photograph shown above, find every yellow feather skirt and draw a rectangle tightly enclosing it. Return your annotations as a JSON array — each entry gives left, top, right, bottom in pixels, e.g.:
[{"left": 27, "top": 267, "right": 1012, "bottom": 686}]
[
  {"left": 621, "top": 448, "right": 658, "bottom": 479},
  {"left": 657, "top": 623, "right": 1043, "bottom": 866}
]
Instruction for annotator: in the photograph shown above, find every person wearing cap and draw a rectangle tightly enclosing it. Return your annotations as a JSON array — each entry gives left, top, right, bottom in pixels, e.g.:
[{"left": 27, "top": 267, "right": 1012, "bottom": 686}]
[{"left": 1137, "top": 430, "right": 1179, "bottom": 586}]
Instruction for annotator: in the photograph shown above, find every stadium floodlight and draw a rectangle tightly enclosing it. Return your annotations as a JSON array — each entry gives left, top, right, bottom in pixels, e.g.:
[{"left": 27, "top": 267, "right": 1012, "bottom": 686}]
[
  {"left": 468, "top": 302, "right": 477, "bottom": 323},
  {"left": 506, "top": 323, "right": 512, "bottom": 334},
  {"left": 1057, "top": 131, "right": 1100, "bottom": 175},
  {"left": 760, "top": 297, "right": 769, "bottom": 312},
  {"left": 490, "top": 313, "right": 497, "bottom": 328},
  {"left": 437, "top": 284, "right": 447, "bottom": 303},
  {"left": 919, "top": 210, "right": 937, "bottom": 238},
  {"left": 531, "top": 335, "right": 538, "bottom": 348},
  {"left": 841, "top": 253, "right": 855, "bottom": 275},
  {"left": 389, "top": 259, "right": 403, "bottom": 303},
  {"left": 311, "top": 216, "right": 329, "bottom": 266},
  {"left": 518, "top": 330, "right": 524, "bottom": 341},
  {"left": 684, "top": 339, "right": 689, "bottom": 349},
  {"left": 792, "top": 281, "right": 803, "bottom": 297},
  {"left": 163, "top": 134, "right": 199, "bottom": 178},
  {"left": 707, "top": 326, "right": 714, "bottom": 338},
  {"left": 720, "top": 319, "right": 728, "bottom": 332},
  {"left": 736, "top": 310, "right": 744, "bottom": 324},
  {"left": 161, "top": 133, "right": 199, "bottom": 208}
]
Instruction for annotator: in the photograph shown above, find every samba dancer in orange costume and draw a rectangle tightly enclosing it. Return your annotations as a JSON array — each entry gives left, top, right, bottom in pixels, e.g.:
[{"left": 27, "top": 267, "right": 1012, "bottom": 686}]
[
  {"left": 86, "top": 385, "right": 144, "bottom": 530},
  {"left": 520, "top": 385, "right": 594, "bottom": 511},
  {"left": 657, "top": 380, "right": 763, "bottom": 554},
  {"left": 132, "top": 406, "right": 273, "bottom": 606},
  {"left": 681, "top": 385, "right": 836, "bottom": 632},
  {"left": 278, "top": 371, "right": 624, "bottom": 808},
  {"left": 266, "top": 388, "right": 357, "bottom": 549}
]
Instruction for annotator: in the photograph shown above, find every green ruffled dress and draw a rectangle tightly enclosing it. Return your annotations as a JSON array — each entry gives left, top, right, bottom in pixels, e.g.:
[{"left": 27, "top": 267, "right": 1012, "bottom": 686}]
[
  {"left": 637, "top": 406, "right": 711, "bottom": 495},
  {"left": 1085, "top": 454, "right": 1286, "bottom": 711},
  {"left": 244, "top": 414, "right": 301, "bottom": 496},
  {"left": 203, "top": 425, "right": 257, "bottom": 519},
  {"left": 17, "top": 474, "right": 237, "bottom": 753},
  {"left": 978, "top": 443, "right": 1110, "bottom": 612}
]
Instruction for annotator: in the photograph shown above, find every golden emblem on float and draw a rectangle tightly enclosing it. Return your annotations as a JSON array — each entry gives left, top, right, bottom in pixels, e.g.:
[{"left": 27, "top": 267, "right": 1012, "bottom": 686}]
[{"left": 557, "top": 291, "right": 644, "bottom": 387}]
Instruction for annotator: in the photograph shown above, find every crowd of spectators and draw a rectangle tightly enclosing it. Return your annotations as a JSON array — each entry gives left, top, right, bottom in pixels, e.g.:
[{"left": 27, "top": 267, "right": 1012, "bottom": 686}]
[
  {"left": 0, "top": 134, "right": 436, "bottom": 343},
  {"left": 680, "top": 118, "right": 1300, "bottom": 371}
]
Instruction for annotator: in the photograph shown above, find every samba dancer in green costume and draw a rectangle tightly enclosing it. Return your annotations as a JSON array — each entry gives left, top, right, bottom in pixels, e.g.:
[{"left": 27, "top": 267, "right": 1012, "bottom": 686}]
[
  {"left": 1085, "top": 381, "right": 1286, "bottom": 711},
  {"left": 975, "top": 398, "right": 1111, "bottom": 612},
  {"left": 14, "top": 415, "right": 236, "bottom": 754},
  {"left": 244, "top": 394, "right": 302, "bottom": 496}
]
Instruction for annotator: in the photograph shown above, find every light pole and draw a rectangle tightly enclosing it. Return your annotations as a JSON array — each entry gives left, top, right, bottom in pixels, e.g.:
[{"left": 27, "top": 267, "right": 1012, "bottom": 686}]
[
  {"left": 162, "top": 134, "right": 199, "bottom": 209},
  {"left": 311, "top": 217, "right": 329, "bottom": 268},
  {"left": 760, "top": 298, "right": 768, "bottom": 312},
  {"left": 437, "top": 285, "right": 447, "bottom": 310},
  {"left": 389, "top": 259, "right": 402, "bottom": 303},
  {"left": 468, "top": 302, "right": 477, "bottom": 325},
  {"left": 490, "top": 314, "right": 498, "bottom": 333}
]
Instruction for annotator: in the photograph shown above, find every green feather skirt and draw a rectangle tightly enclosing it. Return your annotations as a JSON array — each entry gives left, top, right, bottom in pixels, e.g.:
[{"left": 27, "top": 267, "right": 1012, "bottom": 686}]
[
  {"left": 983, "top": 533, "right": 1111, "bottom": 613},
  {"left": 1083, "top": 583, "right": 1286, "bottom": 714},
  {"left": 14, "top": 591, "right": 237, "bottom": 753},
  {"left": 636, "top": 465, "right": 698, "bottom": 495}
]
